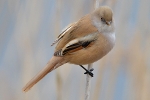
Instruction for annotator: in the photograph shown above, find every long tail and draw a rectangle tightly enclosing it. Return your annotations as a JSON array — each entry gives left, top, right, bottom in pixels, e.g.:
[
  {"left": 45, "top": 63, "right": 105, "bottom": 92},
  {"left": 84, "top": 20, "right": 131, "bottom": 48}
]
[{"left": 22, "top": 56, "right": 65, "bottom": 92}]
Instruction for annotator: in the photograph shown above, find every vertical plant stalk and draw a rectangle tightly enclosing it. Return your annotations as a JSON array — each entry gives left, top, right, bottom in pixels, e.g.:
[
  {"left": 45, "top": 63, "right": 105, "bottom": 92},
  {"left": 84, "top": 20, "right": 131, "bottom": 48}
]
[
  {"left": 84, "top": 1, "right": 99, "bottom": 100},
  {"left": 85, "top": 63, "right": 93, "bottom": 100},
  {"left": 95, "top": 0, "right": 99, "bottom": 9}
]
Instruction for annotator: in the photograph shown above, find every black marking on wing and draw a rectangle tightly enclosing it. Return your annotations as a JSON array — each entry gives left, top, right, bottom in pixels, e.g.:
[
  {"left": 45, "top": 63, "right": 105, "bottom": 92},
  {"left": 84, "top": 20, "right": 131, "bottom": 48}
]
[
  {"left": 54, "top": 49, "right": 63, "bottom": 56},
  {"left": 82, "top": 41, "right": 91, "bottom": 48},
  {"left": 54, "top": 40, "right": 95, "bottom": 56},
  {"left": 63, "top": 40, "right": 95, "bottom": 55},
  {"left": 63, "top": 42, "right": 82, "bottom": 55}
]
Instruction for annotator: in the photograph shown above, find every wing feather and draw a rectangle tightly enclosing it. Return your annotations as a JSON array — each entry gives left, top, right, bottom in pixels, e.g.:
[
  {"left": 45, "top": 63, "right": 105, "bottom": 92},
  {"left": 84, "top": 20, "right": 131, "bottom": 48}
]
[
  {"left": 55, "top": 14, "right": 98, "bottom": 51},
  {"left": 54, "top": 40, "right": 95, "bottom": 56},
  {"left": 54, "top": 32, "right": 99, "bottom": 56},
  {"left": 53, "top": 14, "right": 98, "bottom": 56},
  {"left": 51, "top": 22, "right": 76, "bottom": 46}
]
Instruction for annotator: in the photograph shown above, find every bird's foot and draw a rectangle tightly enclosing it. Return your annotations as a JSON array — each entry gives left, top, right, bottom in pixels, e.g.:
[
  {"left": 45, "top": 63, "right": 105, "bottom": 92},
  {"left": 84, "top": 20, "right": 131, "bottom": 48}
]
[
  {"left": 84, "top": 68, "right": 94, "bottom": 77},
  {"left": 80, "top": 65, "right": 94, "bottom": 77}
]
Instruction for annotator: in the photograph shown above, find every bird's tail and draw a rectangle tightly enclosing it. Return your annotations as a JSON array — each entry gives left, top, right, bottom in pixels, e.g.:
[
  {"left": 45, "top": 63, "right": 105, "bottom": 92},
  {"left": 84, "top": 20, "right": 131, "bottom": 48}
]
[{"left": 22, "top": 56, "right": 65, "bottom": 92}]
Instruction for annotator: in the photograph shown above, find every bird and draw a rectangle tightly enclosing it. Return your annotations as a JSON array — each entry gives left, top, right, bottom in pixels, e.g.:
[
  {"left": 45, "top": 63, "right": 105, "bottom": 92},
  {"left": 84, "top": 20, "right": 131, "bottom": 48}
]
[{"left": 23, "top": 6, "right": 115, "bottom": 92}]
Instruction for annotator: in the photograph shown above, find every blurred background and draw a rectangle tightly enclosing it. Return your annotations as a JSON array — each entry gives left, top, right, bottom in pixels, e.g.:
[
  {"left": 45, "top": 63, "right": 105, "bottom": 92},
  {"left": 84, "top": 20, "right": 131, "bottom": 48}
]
[{"left": 0, "top": 0, "right": 150, "bottom": 100}]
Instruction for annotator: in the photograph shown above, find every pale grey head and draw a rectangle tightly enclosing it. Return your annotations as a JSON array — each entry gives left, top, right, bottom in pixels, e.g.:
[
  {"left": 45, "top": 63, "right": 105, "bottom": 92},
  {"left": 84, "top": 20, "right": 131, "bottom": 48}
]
[{"left": 91, "top": 6, "right": 115, "bottom": 33}]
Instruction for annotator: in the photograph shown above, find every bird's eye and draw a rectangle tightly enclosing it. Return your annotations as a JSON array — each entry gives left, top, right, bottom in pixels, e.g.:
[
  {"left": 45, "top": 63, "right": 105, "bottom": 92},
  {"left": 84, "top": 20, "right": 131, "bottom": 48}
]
[{"left": 101, "top": 18, "right": 105, "bottom": 22}]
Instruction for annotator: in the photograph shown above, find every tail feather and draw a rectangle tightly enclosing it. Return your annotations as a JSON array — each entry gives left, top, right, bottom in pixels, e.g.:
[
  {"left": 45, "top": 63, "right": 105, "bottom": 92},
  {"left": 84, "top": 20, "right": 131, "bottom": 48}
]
[{"left": 22, "top": 56, "right": 65, "bottom": 92}]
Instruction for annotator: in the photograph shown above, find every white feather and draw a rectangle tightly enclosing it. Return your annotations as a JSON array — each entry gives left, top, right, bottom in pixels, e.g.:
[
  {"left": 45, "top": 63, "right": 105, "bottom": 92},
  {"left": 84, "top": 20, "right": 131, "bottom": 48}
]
[
  {"left": 63, "top": 32, "right": 99, "bottom": 49},
  {"left": 51, "top": 22, "right": 76, "bottom": 46}
]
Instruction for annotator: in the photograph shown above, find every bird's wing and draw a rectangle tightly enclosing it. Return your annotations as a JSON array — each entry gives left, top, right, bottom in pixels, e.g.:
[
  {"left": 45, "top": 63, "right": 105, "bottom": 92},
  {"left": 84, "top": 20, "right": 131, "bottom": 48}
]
[
  {"left": 54, "top": 32, "right": 99, "bottom": 56},
  {"left": 54, "top": 14, "right": 98, "bottom": 52}
]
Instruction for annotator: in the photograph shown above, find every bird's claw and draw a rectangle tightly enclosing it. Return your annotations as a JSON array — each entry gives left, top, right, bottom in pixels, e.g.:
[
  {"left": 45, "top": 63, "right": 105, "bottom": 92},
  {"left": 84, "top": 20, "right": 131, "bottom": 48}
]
[{"left": 84, "top": 68, "right": 94, "bottom": 77}]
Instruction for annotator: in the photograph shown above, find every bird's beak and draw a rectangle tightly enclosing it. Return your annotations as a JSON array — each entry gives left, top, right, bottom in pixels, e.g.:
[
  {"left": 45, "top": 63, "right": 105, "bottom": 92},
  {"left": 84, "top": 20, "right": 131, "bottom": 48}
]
[{"left": 106, "top": 21, "right": 111, "bottom": 26}]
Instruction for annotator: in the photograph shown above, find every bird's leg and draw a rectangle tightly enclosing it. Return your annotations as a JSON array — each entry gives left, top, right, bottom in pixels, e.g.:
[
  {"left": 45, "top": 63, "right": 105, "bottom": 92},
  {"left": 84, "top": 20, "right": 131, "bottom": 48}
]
[{"left": 79, "top": 65, "right": 94, "bottom": 77}]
